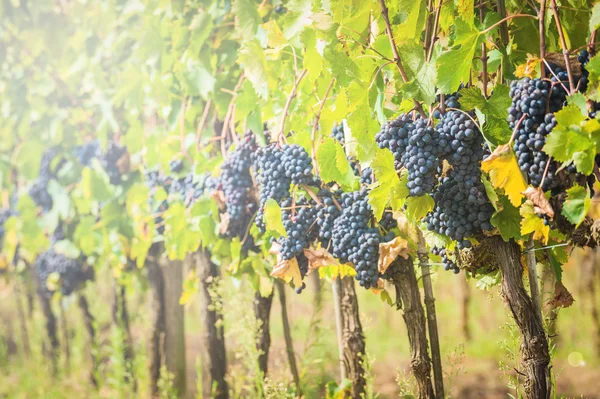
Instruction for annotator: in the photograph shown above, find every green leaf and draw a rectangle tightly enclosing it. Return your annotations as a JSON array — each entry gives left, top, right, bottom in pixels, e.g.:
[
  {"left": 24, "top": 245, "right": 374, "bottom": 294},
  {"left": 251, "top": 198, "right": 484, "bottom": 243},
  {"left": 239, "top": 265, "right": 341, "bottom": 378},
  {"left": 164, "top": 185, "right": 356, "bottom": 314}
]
[
  {"left": 264, "top": 199, "right": 287, "bottom": 237},
  {"left": 490, "top": 196, "right": 521, "bottom": 241},
  {"left": 238, "top": 40, "right": 268, "bottom": 99},
  {"left": 405, "top": 195, "right": 434, "bottom": 222},
  {"left": 561, "top": 184, "right": 590, "bottom": 227},
  {"left": 459, "top": 85, "right": 512, "bottom": 146},
  {"left": 544, "top": 105, "right": 594, "bottom": 165},
  {"left": 590, "top": 3, "right": 600, "bottom": 34},
  {"left": 436, "top": 19, "right": 481, "bottom": 94},
  {"left": 316, "top": 138, "right": 357, "bottom": 189},
  {"left": 548, "top": 246, "right": 567, "bottom": 282},
  {"left": 368, "top": 182, "right": 390, "bottom": 221},
  {"left": 567, "top": 93, "right": 588, "bottom": 116},
  {"left": 302, "top": 28, "right": 322, "bottom": 81},
  {"left": 481, "top": 174, "right": 499, "bottom": 210},
  {"left": 398, "top": 41, "right": 437, "bottom": 105},
  {"left": 54, "top": 240, "right": 81, "bottom": 259},
  {"left": 233, "top": 0, "right": 260, "bottom": 38}
]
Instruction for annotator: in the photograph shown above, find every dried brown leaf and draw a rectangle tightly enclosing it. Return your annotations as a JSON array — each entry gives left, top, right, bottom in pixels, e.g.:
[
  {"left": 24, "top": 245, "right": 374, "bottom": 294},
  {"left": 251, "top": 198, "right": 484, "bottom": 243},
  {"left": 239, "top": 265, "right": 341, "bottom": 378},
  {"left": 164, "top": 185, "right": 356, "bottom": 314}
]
[
  {"left": 522, "top": 187, "right": 554, "bottom": 218},
  {"left": 270, "top": 255, "right": 302, "bottom": 289},
  {"left": 378, "top": 236, "right": 410, "bottom": 274},
  {"left": 548, "top": 281, "right": 574, "bottom": 308},
  {"left": 304, "top": 247, "right": 339, "bottom": 272}
]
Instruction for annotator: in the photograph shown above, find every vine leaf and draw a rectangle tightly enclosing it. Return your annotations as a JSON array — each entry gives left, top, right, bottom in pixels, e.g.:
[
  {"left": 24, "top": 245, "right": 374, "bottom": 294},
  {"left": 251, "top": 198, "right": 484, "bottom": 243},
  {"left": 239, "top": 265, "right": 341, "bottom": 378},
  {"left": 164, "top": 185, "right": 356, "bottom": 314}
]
[
  {"left": 304, "top": 247, "right": 339, "bottom": 272},
  {"left": 238, "top": 40, "right": 268, "bottom": 99},
  {"left": 398, "top": 41, "right": 437, "bottom": 105},
  {"left": 436, "top": 19, "right": 482, "bottom": 94},
  {"left": 481, "top": 144, "right": 527, "bottom": 207},
  {"left": 458, "top": 85, "right": 512, "bottom": 147},
  {"left": 316, "top": 137, "right": 357, "bottom": 189},
  {"left": 271, "top": 256, "right": 302, "bottom": 288},
  {"left": 561, "top": 184, "right": 591, "bottom": 227},
  {"left": 378, "top": 236, "right": 410, "bottom": 274},
  {"left": 490, "top": 196, "right": 521, "bottom": 241},
  {"left": 544, "top": 105, "right": 597, "bottom": 175},
  {"left": 318, "top": 264, "right": 357, "bottom": 280},
  {"left": 369, "top": 149, "right": 408, "bottom": 219},
  {"left": 264, "top": 198, "right": 287, "bottom": 237},
  {"left": 591, "top": 3, "right": 600, "bottom": 34},
  {"left": 481, "top": 174, "right": 499, "bottom": 210},
  {"left": 233, "top": 0, "right": 260, "bottom": 38},
  {"left": 520, "top": 201, "right": 550, "bottom": 244},
  {"left": 522, "top": 187, "right": 554, "bottom": 218},
  {"left": 514, "top": 55, "right": 540, "bottom": 79},
  {"left": 405, "top": 195, "right": 434, "bottom": 222},
  {"left": 548, "top": 281, "right": 574, "bottom": 308}
]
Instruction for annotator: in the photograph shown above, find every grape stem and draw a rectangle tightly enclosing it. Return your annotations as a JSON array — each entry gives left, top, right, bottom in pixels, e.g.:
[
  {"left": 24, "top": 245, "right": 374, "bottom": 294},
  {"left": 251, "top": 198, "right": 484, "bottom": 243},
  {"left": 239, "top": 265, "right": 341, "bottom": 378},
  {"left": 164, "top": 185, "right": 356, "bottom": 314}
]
[
  {"left": 196, "top": 100, "right": 212, "bottom": 151},
  {"left": 426, "top": 0, "right": 444, "bottom": 62},
  {"left": 378, "top": 0, "right": 427, "bottom": 118},
  {"left": 220, "top": 74, "right": 246, "bottom": 156},
  {"left": 542, "top": 59, "right": 570, "bottom": 95},
  {"left": 549, "top": 0, "right": 575, "bottom": 93},
  {"left": 539, "top": 154, "right": 552, "bottom": 189},
  {"left": 311, "top": 77, "right": 336, "bottom": 175},
  {"left": 278, "top": 69, "right": 308, "bottom": 144},
  {"left": 539, "top": 0, "right": 547, "bottom": 79},
  {"left": 479, "top": 1, "right": 488, "bottom": 98},
  {"left": 301, "top": 184, "right": 323, "bottom": 206},
  {"left": 479, "top": 14, "right": 538, "bottom": 35}
]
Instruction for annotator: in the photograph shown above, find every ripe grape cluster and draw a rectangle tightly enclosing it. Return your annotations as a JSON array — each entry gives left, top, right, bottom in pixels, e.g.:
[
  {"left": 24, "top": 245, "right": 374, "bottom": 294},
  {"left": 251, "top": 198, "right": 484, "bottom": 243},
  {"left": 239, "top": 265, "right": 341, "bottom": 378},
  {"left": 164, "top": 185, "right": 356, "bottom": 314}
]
[
  {"left": 331, "top": 124, "right": 345, "bottom": 144},
  {"left": 218, "top": 131, "right": 258, "bottom": 237},
  {"left": 423, "top": 110, "right": 494, "bottom": 240},
  {"left": 101, "top": 141, "right": 128, "bottom": 185},
  {"left": 508, "top": 78, "right": 562, "bottom": 191},
  {"left": 431, "top": 247, "right": 459, "bottom": 274},
  {"left": 35, "top": 249, "right": 94, "bottom": 297},
  {"left": 277, "top": 197, "right": 318, "bottom": 260},
  {"left": 254, "top": 144, "right": 316, "bottom": 231},
  {"left": 29, "top": 148, "right": 64, "bottom": 212},
  {"left": 376, "top": 115, "right": 440, "bottom": 196},
  {"left": 316, "top": 190, "right": 342, "bottom": 248},
  {"left": 331, "top": 189, "right": 380, "bottom": 289},
  {"left": 73, "top": 139, "right": 102, "bottom": 166}
]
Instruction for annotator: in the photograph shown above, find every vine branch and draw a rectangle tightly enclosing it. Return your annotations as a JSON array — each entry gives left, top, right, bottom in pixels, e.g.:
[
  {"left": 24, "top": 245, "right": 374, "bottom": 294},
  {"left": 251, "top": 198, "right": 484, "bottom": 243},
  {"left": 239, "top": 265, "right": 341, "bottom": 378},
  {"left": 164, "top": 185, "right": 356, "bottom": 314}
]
[
  {"left": 539, "top": 0, "right": 548, "bottom": 79},
  {"left": 278, "top": 69, "right": 308, "bottom": 144},
  {"left": 427, "top": 0, "right": 444, "bottom": 62},
  {"left": 378, "top": 0, "right": 427, "bottom": 118},
  {"left": 549, "top": 0, "right": 575, "bottom": 92},
  {"left": 311, "top": 77, "right": 336, "bottom": 174}
]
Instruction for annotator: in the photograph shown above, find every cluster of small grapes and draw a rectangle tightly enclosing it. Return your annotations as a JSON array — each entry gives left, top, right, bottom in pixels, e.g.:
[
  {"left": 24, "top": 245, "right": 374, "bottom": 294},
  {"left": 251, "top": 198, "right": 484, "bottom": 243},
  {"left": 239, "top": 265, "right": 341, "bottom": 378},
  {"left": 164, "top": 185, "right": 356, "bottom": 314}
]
[
  {"left": 277, "top": 197, "right": 318, "bottom": 261},
  {"left": 295, "top": 253, "right": 309, "bottom": 294},
  {"left": 316, "top": 189, "right": 342, "bottom": 248},
  {"left": 331, "top": 124, "right": 345, "bottom": 144},
  {"left": 73, "top": 139, "right": 102, "bottom": 167},
  {"left": 508, "top": 78, "right": 561, "bottom": 191},
  {"left": 29, "top": 148, "right": 64, "bottom": 212},
  {"left": 424, "top": 110, "right": 494, "bottom": 240},
  {"left": 254, "top": 144, "right": 316, "bottom": 231},
  {"left": 433, "top": 93, "right": 461, "bottom": 119},
  {"left": 217, "top": 131, "right": 258, "bottom": 237},
  {"left": 101, "top": 141, "right": 129, "bottom": 185},
  {"left": 35, "top": 249, "right": 94, "bottom": 297},
  {"left": 169, "top": 159, "right": 185, "bottom": 174},
  {"left": 331, "top": 189, "right": 380, "bottom": 289},
  {"left": 376, "top": 115, "right": 440, "bottom": 196},
  {"left": 0, "top": 209, "right": 13, "bottom": 248},
  {"left": 579, "top": 50, "right": 590, "bottom": 92},
  {"left": 379, "top": 211, "right": 398, "bottom": 233},
  {"left": 431, "top": 247, "right": 459, "bottom": 274}
]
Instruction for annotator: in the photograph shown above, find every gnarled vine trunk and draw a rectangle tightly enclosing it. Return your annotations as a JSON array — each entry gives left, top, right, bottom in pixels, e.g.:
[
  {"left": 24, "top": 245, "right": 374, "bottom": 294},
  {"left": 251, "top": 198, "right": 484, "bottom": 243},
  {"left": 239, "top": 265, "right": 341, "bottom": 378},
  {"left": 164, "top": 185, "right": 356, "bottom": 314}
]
[
  {"left": 160, "top": 257, "right": 187, "bottom": 396},
  {"left": 390, "top": 256, "right": 435, "bottom": 399},
  {"left": 112, "top": 283, "right": 137, "bottom": 390},
  {"left": 78, "top": 293, "right": 98, "bottom": 386},
  {"left": 275, "top": 280, "right": 301, "bottom": 395},
  {"left": 337, "top": 276, "right": 366, "bottom": 399},
  {"left": 254, "top": 289, "right": 274, "bottom": 376},
  {"left": 491, "top": 236, "right": 551, "bottom": 399},
  {"left": 36, "top": 281, "right": 59, "bottom": 375},
  {"left": 194, "top": 249, "right": 228, "bottom": 399},
  {"left": 146, "top": 250, "right": 165, "bottom": 398}
]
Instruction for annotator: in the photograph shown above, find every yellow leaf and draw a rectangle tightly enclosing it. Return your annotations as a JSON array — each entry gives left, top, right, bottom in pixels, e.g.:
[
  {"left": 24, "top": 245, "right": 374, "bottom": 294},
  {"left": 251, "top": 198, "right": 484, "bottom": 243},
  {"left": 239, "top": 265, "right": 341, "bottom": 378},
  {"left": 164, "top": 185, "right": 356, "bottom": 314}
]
[
  {"left": 481, "top": 144, "right": 527, "bottom": 207},
  {"left": 271, "top": 256, "right": 303, "bottom": 288},
  {"left": 378, "top": 236, "right": 410, "bottom": 274},
  {"left": 514, "top": 55, "right": 540, "bottom": 78},
  {"left": 520, "top": 201, "right": 550, "bottom": 244}
]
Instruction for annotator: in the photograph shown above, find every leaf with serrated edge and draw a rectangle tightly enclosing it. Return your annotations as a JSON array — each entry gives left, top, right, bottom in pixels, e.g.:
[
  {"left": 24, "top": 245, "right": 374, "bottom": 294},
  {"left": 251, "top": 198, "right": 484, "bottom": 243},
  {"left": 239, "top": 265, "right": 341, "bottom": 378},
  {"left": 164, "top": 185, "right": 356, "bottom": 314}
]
[
  {"left": 271, "top": 256, "right": 302, "bottom": 288},
  {"left": 481, "top": 144, "right": 527, "bottom": 207},
  {"left": 562, "top": 184, "right": 591, "bottom": 227},
  {"left": 520, "top": 201, "right": 550, "bottom": 244}
]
